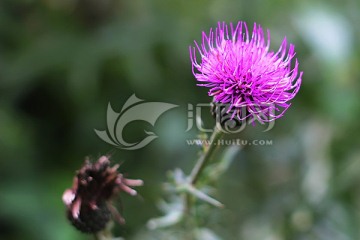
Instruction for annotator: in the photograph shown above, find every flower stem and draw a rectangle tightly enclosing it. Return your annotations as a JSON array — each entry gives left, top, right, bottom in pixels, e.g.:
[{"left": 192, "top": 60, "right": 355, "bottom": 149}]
[
  {"left": 93, "top": 222, "right": 115, "bottom": 240},
  {"left": 189, "top": 127, "right": 224, "bottom": 185}
]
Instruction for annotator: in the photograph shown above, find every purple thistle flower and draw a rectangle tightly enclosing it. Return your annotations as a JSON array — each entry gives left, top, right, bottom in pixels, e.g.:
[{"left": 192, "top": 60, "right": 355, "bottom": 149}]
[{"left": 190, "top": 21, "right": 302, "bottom": 123}]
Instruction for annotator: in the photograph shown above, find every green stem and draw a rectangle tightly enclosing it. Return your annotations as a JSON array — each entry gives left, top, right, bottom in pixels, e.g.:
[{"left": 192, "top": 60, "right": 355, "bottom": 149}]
[
  {"left": 94, "top": 233, "right": 102, "bottom": 240},
  {"left": 189, "top": 127, "right": 224, "bottom": 185},
  {"left": 93, "top": 222, "right": 115, "bottom": 240}
]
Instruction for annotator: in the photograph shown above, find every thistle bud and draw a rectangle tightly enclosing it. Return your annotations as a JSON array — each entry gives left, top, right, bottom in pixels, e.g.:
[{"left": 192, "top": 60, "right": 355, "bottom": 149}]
[{"left": 62, "top": 156, "right": 143, "bottom": 233}]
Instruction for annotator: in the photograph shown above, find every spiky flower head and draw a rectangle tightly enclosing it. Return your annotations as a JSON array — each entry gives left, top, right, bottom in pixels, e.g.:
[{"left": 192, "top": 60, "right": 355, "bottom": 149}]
[
  {"left": 190, "top": 21, "right": 302, "bottom": 123},
  {"left": 62, "top": 155, "right": 143, "bottom": 233}
]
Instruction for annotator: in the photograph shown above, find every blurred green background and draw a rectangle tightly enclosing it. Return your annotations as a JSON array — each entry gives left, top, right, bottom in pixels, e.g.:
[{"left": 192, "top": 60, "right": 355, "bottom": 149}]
[{"left": 1, "top": 0, "right": 360, "bottom": 239}]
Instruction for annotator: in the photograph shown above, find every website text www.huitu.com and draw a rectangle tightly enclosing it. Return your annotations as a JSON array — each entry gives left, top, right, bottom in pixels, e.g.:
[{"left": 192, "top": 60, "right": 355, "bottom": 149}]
[{"left": 186, "top": 138, "right": 273, "bottom": 146}]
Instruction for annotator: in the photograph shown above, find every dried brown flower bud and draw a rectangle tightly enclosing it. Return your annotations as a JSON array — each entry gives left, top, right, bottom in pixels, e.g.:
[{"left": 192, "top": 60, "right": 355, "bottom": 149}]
[{"left": 62, "top": 156, "right": 143, "bottom": 233}]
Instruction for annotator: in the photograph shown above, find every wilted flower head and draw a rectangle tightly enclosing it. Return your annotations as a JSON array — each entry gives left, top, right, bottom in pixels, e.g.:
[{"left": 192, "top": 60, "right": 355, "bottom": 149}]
[
  {"left": 190, "top": 21, "right": 302, "bottom": 123},
  {"left": 62, "top": 155, "right": 143, "bottom": 233}
]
